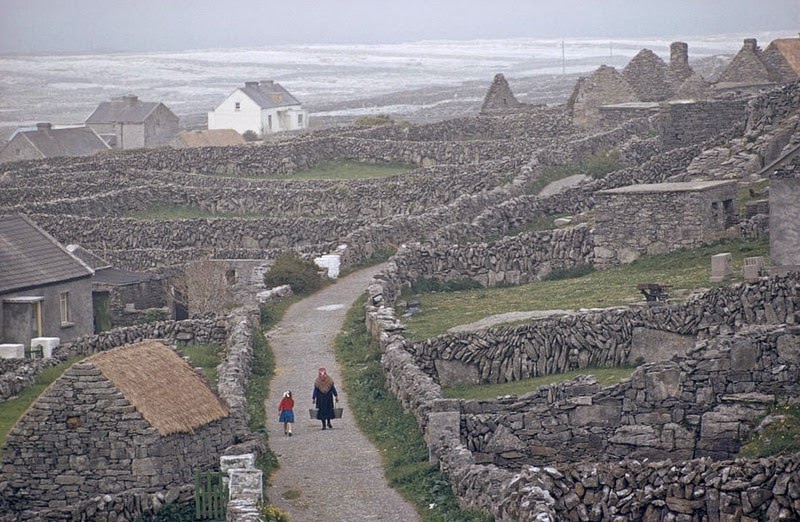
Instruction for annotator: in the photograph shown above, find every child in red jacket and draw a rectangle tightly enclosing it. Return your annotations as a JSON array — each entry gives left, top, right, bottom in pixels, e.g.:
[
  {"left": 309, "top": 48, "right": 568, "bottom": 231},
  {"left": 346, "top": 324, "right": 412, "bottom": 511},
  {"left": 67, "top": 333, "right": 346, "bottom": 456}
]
[{"left": 278, "top": 391, "right": 294, "bottom": 436}]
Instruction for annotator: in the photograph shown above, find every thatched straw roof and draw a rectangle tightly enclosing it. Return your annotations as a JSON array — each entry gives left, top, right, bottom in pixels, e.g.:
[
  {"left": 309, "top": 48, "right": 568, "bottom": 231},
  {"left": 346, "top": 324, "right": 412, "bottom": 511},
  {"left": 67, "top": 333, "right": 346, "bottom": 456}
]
[{"left": 88, "top": 340, "right": 228, "bottom": 435}]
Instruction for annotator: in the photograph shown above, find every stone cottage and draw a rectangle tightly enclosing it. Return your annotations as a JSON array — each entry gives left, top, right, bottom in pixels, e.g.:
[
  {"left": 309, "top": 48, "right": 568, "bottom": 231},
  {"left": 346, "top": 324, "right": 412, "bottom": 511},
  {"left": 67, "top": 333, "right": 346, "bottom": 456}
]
[
  {"left": 207, "top": 80, "right": 308, "bottom": 137},
  {"left": 0, "top": 213, "right": 94, "bottom": 349},
  {"left": 593, "top": 180, "right": 739, "bottom": 268},
  {"left": 85, "top": 94, "right": 180, "bottom": 149},
  {"left": 0, "top": 340, "right": 236, "bottom": 518},
  {"left": 0, "top": 123, "right": 110, "bottom": 163}
]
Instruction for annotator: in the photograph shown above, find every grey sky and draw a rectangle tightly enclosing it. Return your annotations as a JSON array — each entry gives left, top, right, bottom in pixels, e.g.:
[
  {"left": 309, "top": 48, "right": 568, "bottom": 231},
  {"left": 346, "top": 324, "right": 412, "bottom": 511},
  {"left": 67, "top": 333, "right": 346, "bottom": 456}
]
[{"left": 1, "top": 0, "right": 798, "bottom": 54}]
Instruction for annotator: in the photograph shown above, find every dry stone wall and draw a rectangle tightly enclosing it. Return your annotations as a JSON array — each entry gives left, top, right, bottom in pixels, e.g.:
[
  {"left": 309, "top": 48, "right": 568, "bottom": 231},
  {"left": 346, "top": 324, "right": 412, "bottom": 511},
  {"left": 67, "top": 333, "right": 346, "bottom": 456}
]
[
  {"left": 657, "top": 99, "right": 748, "bottom": 150},
  {"left": 366, "top": 268, "right": 800, "bottom": 521}
]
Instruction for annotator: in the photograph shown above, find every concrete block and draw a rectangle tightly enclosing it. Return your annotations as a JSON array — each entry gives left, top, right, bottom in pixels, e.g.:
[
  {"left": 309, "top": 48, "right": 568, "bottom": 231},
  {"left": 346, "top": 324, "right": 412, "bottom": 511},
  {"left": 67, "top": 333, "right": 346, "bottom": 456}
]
[
  {"left": 0, "top": 344, "right": 25, "bottom": 359},
  {"left": 30, "top": 337, "right": 59, "bottom": 358},
  {"left": 742, "top": 256, "right": 765, "bottom": 283},
  {"left": 710, "top": 253, "right": 733, "bottom": 282}
]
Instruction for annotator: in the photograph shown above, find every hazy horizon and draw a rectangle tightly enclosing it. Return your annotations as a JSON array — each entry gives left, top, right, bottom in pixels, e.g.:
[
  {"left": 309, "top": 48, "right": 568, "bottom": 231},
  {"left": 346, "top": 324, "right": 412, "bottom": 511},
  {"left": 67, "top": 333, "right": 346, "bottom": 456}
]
[{"left": 1, "top": 0, "right": 798, "bottom": 55}]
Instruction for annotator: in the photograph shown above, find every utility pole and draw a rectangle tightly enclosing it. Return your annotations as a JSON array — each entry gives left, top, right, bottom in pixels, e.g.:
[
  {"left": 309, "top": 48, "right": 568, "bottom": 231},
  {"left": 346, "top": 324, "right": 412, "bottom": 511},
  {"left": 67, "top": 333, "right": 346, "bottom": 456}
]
[
  {"left": 562, "top": 40, "right": 565, "bottom": 74},
  {"left": 610, "top": 41, "right": 613, "bottom": 58}
]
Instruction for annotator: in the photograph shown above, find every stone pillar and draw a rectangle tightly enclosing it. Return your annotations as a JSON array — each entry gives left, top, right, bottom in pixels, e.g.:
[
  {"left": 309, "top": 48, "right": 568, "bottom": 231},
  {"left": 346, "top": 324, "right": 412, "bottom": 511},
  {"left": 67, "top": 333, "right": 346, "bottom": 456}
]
[
  {"left": 710, "top": 253, "right": 733, "bottom": 282},
  {"left": 426, "top": 399, "right": 462, "bottom": 464},
  {"left": 770, "top": 169, "right": 800, "bottom": 274}
]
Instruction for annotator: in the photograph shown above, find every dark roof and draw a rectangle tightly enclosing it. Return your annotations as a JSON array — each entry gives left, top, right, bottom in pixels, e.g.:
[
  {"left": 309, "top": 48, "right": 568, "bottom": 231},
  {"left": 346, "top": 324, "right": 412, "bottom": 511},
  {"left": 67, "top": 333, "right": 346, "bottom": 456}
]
[
  {"left": 0, "top": 214, "right": 93, "bottom": 294},
  {"left": 85, "top": 95, "right": 163, "bottom": 124},
  {"left": 239, "top": 81, "right": 301, "bottom": 109},
  {"left": 9, "top": 125, "right": 109, "bottom": 159}
]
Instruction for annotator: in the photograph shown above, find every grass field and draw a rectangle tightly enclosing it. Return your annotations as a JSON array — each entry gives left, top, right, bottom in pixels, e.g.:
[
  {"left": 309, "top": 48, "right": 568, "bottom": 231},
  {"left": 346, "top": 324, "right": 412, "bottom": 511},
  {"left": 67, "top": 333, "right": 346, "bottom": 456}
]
[
  {"left": 287, "top": 160, "right": 412, "bottom": 180},
  {"left": 401, "top": 237, "right": 769, "bottom": 340}
]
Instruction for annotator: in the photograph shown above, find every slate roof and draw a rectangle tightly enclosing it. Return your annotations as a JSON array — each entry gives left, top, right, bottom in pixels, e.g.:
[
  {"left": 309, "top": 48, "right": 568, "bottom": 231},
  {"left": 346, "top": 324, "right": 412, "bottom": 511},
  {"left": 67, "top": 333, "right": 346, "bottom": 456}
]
[
  {"left": 85, "top": 95, "right": 162, "bottom": 124},
  {"left": 7, "top": 125, "right": 110, "bottom": 159},
  {"left": 0, "top": 214, "right": 94, "bottom": 294},
  {"left": 239, "top": 81, "right": 301, "bottom": 109}
]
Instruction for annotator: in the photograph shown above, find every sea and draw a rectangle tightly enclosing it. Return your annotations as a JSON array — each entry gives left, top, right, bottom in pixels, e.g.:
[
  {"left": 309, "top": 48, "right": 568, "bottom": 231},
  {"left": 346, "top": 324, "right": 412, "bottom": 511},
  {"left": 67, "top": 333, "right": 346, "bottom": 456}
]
[{"left": 0, "top": 30, "right": 794, "bottom": 142}]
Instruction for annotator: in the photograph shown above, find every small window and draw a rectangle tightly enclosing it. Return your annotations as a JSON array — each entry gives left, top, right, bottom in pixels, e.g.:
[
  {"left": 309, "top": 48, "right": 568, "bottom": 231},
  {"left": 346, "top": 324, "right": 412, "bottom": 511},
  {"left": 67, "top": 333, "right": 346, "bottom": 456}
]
[
  {"left": 267, "top": 115, "right": 272, "bottom": 130},
  {"left": 15, "top": 148, "right": 21, "bottom": 156},
  {"left": 60, "top": 291, "right": 72, "bottom": 326},
  {"left": 235, "top": 102, "right": 241, "bottom": 111},
  {"left": 298, "top": 114, "right": 304, "bottom": 125}
]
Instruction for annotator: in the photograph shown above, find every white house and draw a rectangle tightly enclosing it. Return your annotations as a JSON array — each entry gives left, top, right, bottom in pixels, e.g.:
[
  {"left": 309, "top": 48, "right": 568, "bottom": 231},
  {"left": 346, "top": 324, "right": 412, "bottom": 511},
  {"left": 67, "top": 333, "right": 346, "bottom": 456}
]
[{"left": 207, "top": 80, "right": 308, "bottom": 137}]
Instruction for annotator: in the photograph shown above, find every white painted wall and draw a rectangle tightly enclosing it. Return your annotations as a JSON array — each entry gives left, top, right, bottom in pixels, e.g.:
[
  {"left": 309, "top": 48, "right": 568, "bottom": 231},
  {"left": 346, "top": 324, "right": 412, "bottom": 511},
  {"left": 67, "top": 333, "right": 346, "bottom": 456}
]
[{"left": 209, "top": 89, "right": 308, "bottom": 137}]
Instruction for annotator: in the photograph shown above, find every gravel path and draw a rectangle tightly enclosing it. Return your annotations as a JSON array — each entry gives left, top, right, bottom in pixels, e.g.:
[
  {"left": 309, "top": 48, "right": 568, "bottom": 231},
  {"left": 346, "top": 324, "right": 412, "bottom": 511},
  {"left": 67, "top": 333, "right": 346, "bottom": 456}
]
[{"left": 264, "top": 264, "right": 421, "bottom": 521}]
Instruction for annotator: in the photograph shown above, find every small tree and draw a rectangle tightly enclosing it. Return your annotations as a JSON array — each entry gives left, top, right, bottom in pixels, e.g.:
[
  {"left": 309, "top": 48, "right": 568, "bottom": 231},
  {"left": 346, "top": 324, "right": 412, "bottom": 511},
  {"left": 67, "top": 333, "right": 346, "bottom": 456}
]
[
  {"left": 263, "top": 252, "right": 322, "bottom": 295},
  {"left": 171, "top": 258, "right": 235, "bottom": 317},
  {"left": 242, "top": 130, "right": 259, "bottom": 142}
]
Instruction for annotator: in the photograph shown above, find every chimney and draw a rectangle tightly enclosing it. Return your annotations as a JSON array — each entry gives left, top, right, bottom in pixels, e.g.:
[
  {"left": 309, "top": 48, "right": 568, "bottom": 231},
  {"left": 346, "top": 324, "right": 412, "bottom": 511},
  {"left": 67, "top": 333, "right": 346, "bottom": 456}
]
[
  {"left": 36, "top": 122, "right": 52, "bottom": 131},
  {"left": 260, "top": 80, "right": 274, "bottom": 86},
  {"left": 123, "top": 94, "right": 138, "bottom": 105},
  {"left": 670, "top": 42, "right": 688, "bottom": 67},
  {"left": 744, "top": 38, "right": 758, "bottom": 51},
  {"left": 245, "top": 81, "right": 258, "bottom": 88}
]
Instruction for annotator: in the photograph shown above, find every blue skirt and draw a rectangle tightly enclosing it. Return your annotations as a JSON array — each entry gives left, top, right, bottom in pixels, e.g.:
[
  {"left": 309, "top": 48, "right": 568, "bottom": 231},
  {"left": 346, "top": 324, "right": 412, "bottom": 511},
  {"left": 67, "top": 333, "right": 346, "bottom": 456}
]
[{"left": 279, "top": 410, "right": 295, "bottom": 423}]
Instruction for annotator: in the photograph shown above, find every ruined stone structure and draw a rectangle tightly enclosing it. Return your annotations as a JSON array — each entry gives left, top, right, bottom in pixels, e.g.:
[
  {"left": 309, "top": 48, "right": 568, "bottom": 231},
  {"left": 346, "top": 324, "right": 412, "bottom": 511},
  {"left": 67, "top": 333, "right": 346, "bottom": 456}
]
[
  {"left": 717, "top": 38, "right": 785, "bottom": 90},
  {"left": 622, "top": 49, "right": 673, "bottom": 102},
  {"left": 480, "top": 73, "right": 528, "bottom": 114},
  {"left": 567, "top": 65, "right": 639, "bottom": 128},
  {"left": 593, "top": 180, "right": 739, "bottom": 268}
]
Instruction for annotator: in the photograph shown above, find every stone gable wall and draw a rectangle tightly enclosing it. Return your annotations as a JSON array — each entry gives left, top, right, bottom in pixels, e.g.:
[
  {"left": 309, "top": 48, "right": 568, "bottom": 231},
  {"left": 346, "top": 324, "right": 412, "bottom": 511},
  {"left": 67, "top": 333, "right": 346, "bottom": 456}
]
[{"left": 656, "top": 99, "right": 748, "bottom": 150}]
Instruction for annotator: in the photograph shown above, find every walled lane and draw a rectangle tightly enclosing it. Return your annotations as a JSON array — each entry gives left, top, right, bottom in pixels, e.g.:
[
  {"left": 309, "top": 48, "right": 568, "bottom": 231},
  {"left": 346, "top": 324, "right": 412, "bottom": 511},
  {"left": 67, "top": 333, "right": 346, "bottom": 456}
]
[{"left": 264, "top": 264, "right": 421, "bottom": 521}]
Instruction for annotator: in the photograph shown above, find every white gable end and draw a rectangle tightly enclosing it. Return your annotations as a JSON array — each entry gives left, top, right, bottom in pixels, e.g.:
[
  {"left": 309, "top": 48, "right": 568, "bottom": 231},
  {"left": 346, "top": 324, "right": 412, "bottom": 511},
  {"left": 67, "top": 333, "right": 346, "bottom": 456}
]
[{"left": 208, "top": 81, "right": 308, "bottom": 137}]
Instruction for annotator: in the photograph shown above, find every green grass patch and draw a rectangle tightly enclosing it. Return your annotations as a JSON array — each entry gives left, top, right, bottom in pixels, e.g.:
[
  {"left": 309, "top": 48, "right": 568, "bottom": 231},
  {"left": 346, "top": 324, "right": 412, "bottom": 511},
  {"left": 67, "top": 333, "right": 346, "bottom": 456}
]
[
  {"left": 127, "top": 203, "right": 262, "bottom": 220},
  {"left": 177, "top": 343, "right": 222, "bottom": 385},
  {"left": 443, "top": 367, "right": 637, "bottom": 400},
  {"left": 739, "top": 403, "right": 800, "bottom": 458},
  {"left": 0, "top": 357, "right": 83, "bottom": 457},
  {"left": 335, "top": 299, "right": 492, "bottom": 522},
  {"left": 402, "top": 238, "right": 769, "bottom": 340},
  {"left": 287, "top": 160, "right": 412, "bottom": 180}
]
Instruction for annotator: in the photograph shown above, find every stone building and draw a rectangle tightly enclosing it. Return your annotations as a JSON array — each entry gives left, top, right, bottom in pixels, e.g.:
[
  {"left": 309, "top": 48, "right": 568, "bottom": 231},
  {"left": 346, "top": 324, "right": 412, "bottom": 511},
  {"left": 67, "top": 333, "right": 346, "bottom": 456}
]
[
  {"left": 0, "top": 340, "right": 236, "bottom": 517},
  {"left": 480, "top": 73, "right": 526, "bottom": 114},
  {"left": 0, "top": 123, "right": 109, "bottom": 163},
  {"left": 715, "top": 38, "right": 792, "bottom": 91},
  {"left": 593, "top": 180, "right": 739, "bottom": 268},
  {"left": 769, "top": 166, "right": 800, "bottom": 274},
  {"left": 85, "top": 95, "right": 180, "bottom": 149},
  {"left": 655, "top": 98, "right": 747, "bottom": 150},
  {"left": 622, "top": 49, "right": 673, "bottom": 102},
  {"left": 567, "top": 65, "right": 638, "bottom": 128}
]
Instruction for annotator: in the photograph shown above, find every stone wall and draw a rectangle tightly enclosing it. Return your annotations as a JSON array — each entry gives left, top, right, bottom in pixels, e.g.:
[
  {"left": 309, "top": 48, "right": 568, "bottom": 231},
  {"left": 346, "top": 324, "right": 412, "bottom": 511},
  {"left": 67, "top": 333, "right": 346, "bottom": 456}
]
[
  {"left": 770, "top": 167, "right": 800, "bottom": 274},
  {"left": 461, "top": 326, "right": 800, "bottom": 467},
  {"left": 365, "top": 269, "right": 800, "bottom": 520},
  {"left": 656, "top": 99, "right": 748, "bottom": 150},
  {"left": 593, "top": 180, "right": 739, "bottom": 269}
]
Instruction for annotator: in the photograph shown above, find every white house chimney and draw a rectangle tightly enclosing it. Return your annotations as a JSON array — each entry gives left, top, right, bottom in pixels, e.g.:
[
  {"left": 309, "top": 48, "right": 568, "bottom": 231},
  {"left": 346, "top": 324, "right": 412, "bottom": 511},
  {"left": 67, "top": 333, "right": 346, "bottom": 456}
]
[
  {"left": 245, "top": 81, "right": 258, "bottom": 88},
  {"left": 36, "top": 122, "right": 52, "bottom": 131}
]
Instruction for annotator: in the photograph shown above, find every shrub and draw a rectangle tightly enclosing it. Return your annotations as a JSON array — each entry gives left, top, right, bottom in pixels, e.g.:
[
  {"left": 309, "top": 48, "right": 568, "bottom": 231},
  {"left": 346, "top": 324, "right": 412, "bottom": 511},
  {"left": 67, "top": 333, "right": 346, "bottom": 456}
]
[
  {"left": 257, "top": 503, "right": 290, "bottom": 522},
  {"left": 355, "top": 114, "right": 394, "bottom": 127},
  {"left": 584, "top": 149, "right": 622, "bottom": 179},
  {"left": 541, "top": 264, "right": 595, "bottom": 281},
  {"left": 263, "top": 252, "right": 322, "bottom": 295},
  {"left": 242, "top": 130, "right": 259, "bottom": 142}
]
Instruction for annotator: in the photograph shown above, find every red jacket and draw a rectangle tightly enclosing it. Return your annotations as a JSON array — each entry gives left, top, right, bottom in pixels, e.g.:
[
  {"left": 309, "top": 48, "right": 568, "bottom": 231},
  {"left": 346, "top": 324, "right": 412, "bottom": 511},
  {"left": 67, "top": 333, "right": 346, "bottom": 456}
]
[{"left": 278, "top": 397, "right": 294, "bottom": 413}]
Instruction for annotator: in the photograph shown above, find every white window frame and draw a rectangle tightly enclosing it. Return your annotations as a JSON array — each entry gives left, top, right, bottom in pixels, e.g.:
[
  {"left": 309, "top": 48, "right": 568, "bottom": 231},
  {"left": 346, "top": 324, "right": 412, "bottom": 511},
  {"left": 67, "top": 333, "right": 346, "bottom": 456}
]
[{"left": 60, "top": 291, "right": 72, "bottom": 326}]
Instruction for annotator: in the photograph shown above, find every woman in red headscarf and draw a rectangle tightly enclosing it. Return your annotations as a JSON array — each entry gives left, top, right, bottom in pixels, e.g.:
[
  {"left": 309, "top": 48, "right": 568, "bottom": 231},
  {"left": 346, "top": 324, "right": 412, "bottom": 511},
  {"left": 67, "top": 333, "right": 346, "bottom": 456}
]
[{"left": 312, "top": 367, "right": 339, "bottom": 430}]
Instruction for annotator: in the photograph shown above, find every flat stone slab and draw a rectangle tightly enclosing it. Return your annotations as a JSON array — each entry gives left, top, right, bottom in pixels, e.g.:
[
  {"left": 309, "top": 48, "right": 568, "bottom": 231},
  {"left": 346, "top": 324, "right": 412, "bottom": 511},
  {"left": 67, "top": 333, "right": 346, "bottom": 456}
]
[{"left": 448, "top": 310, "right": 574, "bottom": 333}]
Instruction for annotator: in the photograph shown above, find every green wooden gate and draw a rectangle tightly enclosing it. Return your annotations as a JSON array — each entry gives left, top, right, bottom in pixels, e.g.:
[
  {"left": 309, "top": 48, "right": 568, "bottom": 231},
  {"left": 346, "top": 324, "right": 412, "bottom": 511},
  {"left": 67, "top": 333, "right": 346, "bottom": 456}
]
[{"left": 195, "top": 472, "right": 228, "bottom": 520}]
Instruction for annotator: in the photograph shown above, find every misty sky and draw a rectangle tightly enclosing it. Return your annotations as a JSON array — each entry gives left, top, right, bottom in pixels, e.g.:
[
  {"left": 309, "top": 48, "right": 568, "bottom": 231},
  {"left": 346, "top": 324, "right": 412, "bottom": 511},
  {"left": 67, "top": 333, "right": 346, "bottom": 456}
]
[{"left": 1, "top": 0, "right": 798, "bottom": 54}]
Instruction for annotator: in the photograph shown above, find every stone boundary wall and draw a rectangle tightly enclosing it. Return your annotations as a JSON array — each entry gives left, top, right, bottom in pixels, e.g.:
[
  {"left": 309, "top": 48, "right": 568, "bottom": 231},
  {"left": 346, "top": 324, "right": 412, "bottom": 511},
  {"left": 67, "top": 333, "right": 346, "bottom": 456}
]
[
  {"left": 406, "top": 274, "right": 799, "bottom": 385},
  {"left": 657, "top": 99, "right": 748, "bottom": 150},
  {"left": 365, "top": 270, "right": 800, "bottom": 520},
  {"left": 462, "top": 326, "right": 800, "bottom": 466},
  {"left": 393, "top": 225, "right": 594, "bottom": 288},
  {"left": 0, "top": 307, "right": 266, "bottom": 521},
  {"left": 745, "top": 80, "right": 800, "bottom": 134}
]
